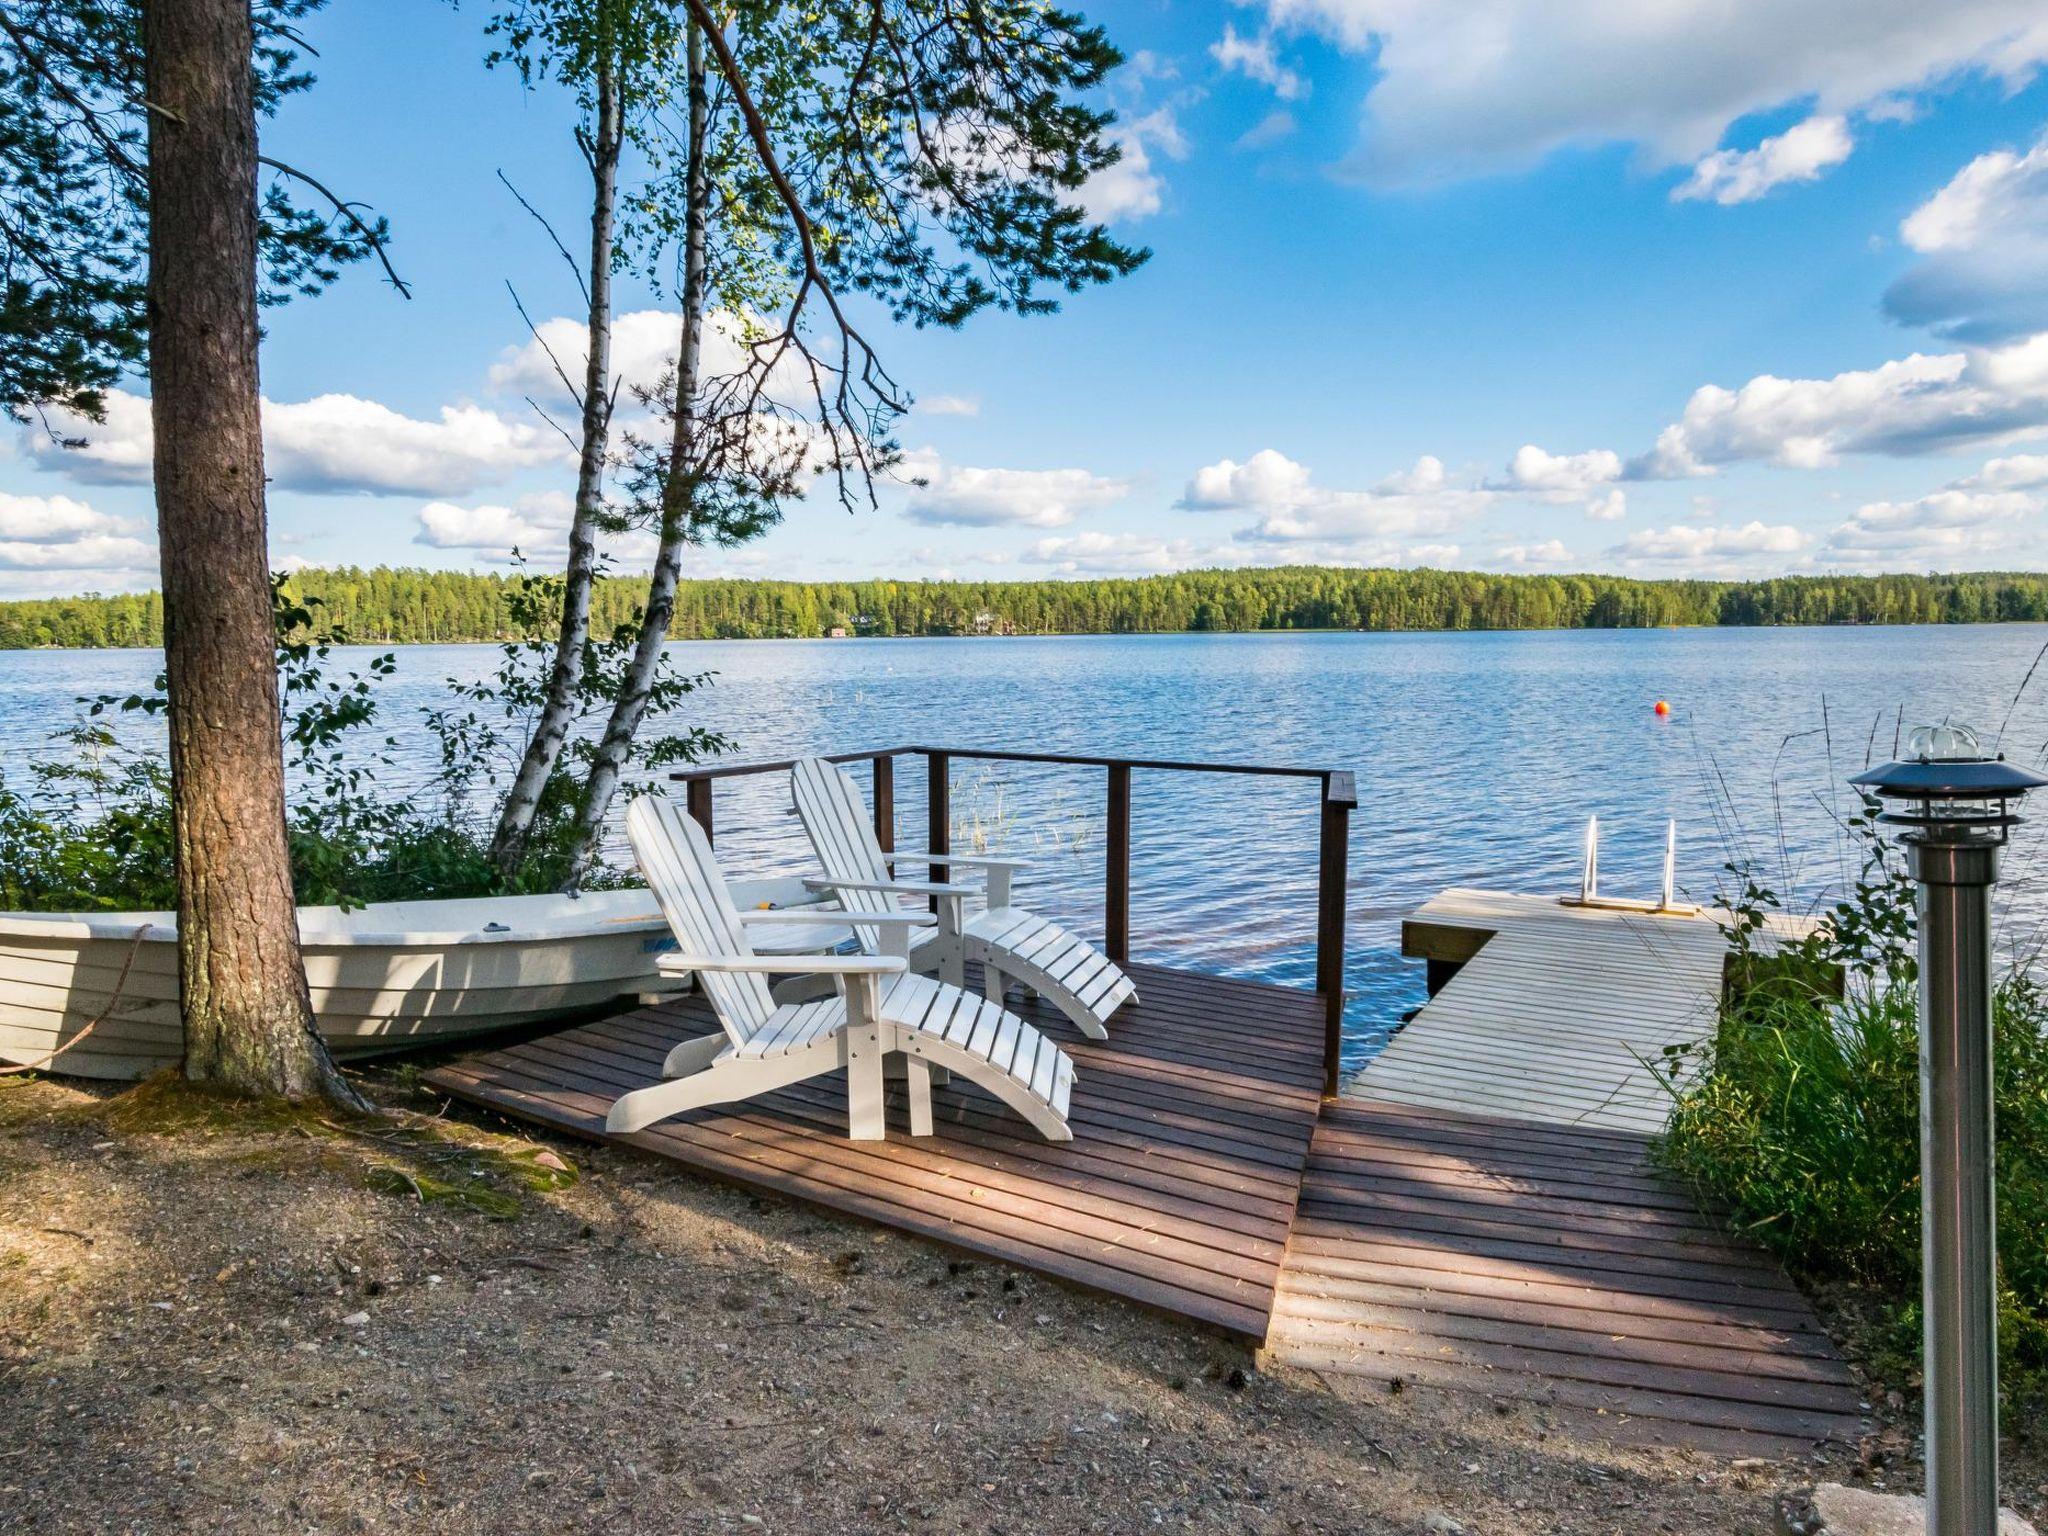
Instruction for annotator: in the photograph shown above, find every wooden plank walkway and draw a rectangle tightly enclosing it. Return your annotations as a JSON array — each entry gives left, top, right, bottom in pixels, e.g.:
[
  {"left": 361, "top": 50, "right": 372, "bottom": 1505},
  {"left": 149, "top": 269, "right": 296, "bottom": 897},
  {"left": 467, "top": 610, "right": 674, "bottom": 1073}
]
[
  {"left": 426, "top": 890, "right": 1865, "bottom": 1458},
  {"left": 1264, "top": 1098, "right": 1870, "bottom": 1457},
  {"left": 1349, "top": 888, "right": 1809, "bottom": 1135},
  {"left": 426, "top": 961, "right": 1327, "bottom": 1338}
]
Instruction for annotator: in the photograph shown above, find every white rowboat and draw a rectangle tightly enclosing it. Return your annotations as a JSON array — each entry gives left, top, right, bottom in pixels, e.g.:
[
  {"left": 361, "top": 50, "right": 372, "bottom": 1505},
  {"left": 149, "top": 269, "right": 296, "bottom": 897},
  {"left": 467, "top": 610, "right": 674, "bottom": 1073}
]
[{"left": 0, "top": 877, "right": 834, "bottom": 1081}]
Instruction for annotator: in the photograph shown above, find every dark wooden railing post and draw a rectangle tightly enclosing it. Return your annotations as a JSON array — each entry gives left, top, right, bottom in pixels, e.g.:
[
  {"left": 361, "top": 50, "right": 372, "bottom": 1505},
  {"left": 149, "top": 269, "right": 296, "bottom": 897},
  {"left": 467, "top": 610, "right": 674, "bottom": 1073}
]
[
  {"left": 872, "top": 753, "right": 895, "bottom": 853},
  {"left": 1105, "top": 763, "right": 1131, "bottom": 963},
  {"left": 685, "top": 776, "right": 714, "bottom": 844},
  {"left": 1316, "top": 771, "right": 1356, "bottom": 1096},
  {"left": 925, "top": 750, "right": 951, "bottom": 901}
]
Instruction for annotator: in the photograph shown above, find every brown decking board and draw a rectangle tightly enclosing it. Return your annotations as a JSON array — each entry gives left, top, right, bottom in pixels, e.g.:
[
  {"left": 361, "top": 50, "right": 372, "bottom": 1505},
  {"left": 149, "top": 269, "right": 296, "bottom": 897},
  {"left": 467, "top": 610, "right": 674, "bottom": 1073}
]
[
  {"left": 425, "top": 961, "right": 1327, "bottom": 1339},
  {"left": 1265, "top": 1098, "right": 1871, "bottom": 1458},
  {"left": 427, "top": 941, "right": 1867, "bottom": 1459}
]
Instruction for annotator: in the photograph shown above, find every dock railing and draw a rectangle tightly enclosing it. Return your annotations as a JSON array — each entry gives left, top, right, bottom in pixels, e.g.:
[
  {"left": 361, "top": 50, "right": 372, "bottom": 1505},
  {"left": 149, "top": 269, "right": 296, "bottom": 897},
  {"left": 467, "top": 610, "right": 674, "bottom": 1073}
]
[{"left": 670, "top": 746, "right": 1357, "bottom": 1094}]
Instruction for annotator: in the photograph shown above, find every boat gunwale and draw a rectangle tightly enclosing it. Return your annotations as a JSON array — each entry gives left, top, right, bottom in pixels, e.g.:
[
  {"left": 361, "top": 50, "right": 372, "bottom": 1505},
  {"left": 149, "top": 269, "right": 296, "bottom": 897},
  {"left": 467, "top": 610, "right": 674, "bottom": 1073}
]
[{"left": 0, "top": 897, "right": 667, "bottom": 949}]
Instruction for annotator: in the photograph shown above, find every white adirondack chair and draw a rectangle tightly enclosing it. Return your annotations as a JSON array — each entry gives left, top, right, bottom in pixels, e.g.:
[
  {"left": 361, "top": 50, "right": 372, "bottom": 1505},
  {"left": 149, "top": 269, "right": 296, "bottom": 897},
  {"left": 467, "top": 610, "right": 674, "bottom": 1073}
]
[
  {"left": 790, "top": 757, "right": 1138, "bottom": 1041},
  {"left": 605, "top": 794, "right": 1074, "bottom": 1143}
]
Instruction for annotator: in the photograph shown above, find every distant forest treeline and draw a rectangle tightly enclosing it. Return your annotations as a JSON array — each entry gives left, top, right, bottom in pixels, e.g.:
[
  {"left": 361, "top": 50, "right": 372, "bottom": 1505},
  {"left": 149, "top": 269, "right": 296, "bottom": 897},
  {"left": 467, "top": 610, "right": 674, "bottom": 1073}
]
[{"left": 6, "top": 566, "right": 2048, "bottom": 649}]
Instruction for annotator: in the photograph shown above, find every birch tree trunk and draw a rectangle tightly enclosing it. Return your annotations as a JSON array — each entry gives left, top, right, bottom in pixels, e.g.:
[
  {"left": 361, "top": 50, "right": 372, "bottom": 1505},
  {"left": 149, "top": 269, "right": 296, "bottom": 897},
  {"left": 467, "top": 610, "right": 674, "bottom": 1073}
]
[
  {"left": 143, "top": 0, "right": 364, "bottom": 1106},
  {"left": 489, "top": 43, "right": 623, "bottom": 878},
  {"left": 563, "top": 20, "right": 707, "bottom": 888}
]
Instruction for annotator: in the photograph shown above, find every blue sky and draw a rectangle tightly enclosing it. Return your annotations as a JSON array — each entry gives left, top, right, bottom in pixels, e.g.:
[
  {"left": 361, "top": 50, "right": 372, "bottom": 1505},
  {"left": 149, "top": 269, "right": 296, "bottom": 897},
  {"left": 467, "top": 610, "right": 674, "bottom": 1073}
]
[{"left": 10, "top": 0, "right": 2048, "bottom": 596}]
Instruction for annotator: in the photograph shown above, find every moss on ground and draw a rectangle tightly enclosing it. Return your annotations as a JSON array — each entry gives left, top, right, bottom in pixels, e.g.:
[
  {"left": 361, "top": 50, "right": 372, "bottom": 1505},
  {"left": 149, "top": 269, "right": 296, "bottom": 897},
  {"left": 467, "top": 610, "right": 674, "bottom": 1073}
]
[{"left": 25, "top": 1070, "right": 577, "bottom": 1222}]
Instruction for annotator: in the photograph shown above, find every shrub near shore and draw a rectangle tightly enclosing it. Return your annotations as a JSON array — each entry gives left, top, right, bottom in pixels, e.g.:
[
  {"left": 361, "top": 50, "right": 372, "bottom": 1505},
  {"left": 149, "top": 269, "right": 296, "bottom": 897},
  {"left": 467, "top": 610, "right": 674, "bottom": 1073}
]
[{"left": 1658, "top": 831, "right": 2048, "bottom": 1403}]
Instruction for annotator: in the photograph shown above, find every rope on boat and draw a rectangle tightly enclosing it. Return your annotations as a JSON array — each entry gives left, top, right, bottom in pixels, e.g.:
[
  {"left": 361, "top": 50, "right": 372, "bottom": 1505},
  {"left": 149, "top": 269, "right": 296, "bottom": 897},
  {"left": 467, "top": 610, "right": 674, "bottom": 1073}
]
[{"left": 0, "top": 924, "right": 157, "bottom": 1076}]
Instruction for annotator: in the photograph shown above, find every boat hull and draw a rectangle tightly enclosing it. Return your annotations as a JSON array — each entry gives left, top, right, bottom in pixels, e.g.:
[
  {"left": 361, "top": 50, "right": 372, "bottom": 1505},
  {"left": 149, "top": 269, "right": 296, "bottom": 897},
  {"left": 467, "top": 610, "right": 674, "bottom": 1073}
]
[{"left": 0, "top": 890, "right": 681, "bottom": 1081}]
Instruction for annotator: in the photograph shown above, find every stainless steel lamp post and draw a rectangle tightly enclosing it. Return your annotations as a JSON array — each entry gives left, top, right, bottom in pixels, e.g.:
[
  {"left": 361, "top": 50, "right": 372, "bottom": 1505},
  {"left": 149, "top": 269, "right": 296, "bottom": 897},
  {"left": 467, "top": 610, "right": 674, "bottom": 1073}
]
[{"left": 1851, "top": 725, "right": 2048, "bottom": 1536}]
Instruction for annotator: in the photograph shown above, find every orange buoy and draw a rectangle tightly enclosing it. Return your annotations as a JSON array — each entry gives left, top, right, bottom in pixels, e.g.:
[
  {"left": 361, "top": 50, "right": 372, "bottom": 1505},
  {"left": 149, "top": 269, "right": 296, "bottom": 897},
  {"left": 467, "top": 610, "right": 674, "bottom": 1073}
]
[{"left": 1653, "top": 699, "right": 1671, "bottom": 717}]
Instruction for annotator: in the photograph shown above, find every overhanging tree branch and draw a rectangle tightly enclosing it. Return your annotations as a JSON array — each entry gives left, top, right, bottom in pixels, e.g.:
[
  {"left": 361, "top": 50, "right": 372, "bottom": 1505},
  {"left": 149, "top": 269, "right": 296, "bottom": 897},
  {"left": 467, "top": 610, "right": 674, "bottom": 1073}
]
[{"left": 257, "top": 154, "right": 411, "bottom": 298}]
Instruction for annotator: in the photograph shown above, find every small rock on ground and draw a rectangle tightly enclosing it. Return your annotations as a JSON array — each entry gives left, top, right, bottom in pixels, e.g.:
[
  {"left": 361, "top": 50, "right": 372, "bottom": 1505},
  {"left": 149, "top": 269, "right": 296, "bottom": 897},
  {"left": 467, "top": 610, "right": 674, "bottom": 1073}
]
[{"left": 1789, "top": 1483, "right": 2041, "bottom": 1536}]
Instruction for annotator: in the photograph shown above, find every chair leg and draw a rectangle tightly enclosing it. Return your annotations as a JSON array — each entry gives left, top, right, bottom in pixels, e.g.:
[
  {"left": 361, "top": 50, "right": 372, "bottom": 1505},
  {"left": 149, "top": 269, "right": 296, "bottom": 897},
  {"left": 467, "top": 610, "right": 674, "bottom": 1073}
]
[
  {"left": 843, "top": 978, "right": 884, "bottom": 1138},
  {"left": 982, "top": 961, "right": 1006, "bottom": 1004},
  {"left": 906, "top": 1056, "right": 935, "bottom": 1137}
]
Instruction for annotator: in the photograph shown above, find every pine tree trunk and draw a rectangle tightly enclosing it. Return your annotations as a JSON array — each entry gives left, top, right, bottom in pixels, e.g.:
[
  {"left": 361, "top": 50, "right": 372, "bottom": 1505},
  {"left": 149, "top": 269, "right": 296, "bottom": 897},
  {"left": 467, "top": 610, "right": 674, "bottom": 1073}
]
[
  {"left": 564, "top": 22, "right": 707, "bottom": 889},
  {"left": 144, "top": 0, "right": 365, "bottom": 1108},
  {"left": 489, "top": 45, "right": 623, "bottom": 878}
]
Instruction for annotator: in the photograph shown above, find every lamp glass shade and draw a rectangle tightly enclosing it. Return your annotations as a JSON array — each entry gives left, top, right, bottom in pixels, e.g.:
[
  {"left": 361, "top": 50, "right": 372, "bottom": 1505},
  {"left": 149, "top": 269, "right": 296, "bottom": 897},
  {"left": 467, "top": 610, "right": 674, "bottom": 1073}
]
[
  {"left": 1908, "top": 723, "right": 1984, "bottom": 763},
  {"left": 1848, "top": 721, "right": 2048, "bottom": 839}
]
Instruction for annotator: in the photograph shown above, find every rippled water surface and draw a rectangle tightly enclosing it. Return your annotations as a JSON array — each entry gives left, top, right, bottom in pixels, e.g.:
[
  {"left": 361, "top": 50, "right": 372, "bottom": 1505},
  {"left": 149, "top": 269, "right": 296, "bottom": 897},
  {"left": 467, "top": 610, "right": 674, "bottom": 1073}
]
[{"left": 6, "top": 626, "right": 2047, "bottom": 1075}]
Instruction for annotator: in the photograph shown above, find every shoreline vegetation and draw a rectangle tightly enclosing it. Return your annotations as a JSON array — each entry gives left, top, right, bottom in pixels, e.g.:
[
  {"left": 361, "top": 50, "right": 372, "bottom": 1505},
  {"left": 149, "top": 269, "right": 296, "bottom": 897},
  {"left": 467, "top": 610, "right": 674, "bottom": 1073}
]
[
  {"left": 1663, "top": 833, "right": 2048, "bottom": 1413},
  {"left": 7, "top": 565, "right": 2048, "bottom": 649}
]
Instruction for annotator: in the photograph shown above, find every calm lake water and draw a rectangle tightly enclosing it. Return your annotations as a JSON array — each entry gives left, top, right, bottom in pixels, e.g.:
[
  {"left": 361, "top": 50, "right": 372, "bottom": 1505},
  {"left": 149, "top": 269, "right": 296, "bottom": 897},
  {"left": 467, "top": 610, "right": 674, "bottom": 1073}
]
[{"left": 5, "top": 625, "right": 2047, "bottom": 1075}]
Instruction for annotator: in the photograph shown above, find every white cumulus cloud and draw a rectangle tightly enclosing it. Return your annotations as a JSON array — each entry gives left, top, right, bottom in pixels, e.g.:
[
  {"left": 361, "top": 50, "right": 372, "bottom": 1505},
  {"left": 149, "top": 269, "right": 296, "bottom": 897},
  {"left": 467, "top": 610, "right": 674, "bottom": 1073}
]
[
  {"left": 902, "top": 460, "right": 1131, "bottom": 529},
  {"left": 1211, "top": 25, "right": 1307, "bottom": 100},
  {"left": 1180, "top": 448, "right": 1490, "bottom": 547},
  {"left": 1491, "top": 444, "right": 1626, "bottom": 517},
  {"left": 0, "top": 491, "right": 156, "bottom": 587},
  {"left": 0, "top": 532, "right": 157, "bottom": 573},
  {"left": 1610, "top": 520, "right": 1811, "bottom": 570},
  {"left": 1493, "top": 539, "right": 1575, "bottom": 568},
  {"left": 487, "top": 308, "right": 789, "bottom": 405},
  {"left": 1823, "top": 487, "right": 2040, "bottom": 565},
  {"left": 19, "top": 391, "right": 156, "bottom": 484},
  {"left": 267, "top": 396, "right": 566, "bottom": 496},
  {"left": 23, "top": 388, "right": 567, "bottom": 498},
  {"left": 1955, "top": 452, "right": 2048, "bottom": 490},
  {"left": 1627, "top": 335, "right": 2048, "bottom": 477},
  {"left": 1816, "top": 453, "right": 2048, "bottom": 567},
  {"left": 1673, "top": 115, "right": 1853, "bottom": 205},
  {"left": 1497, "top": 445, "right": 1623, "bottom": 496},
  {"left": 1022, "top": 531, "right": 1221, "bottom": 576},
  {"left": 1080, "top": 108, "right": 1186, "bottom": 224},
  {"left": 1886, "top": 129, "right": 2048, "bottom": 342},
  {"left": 0, "top": 492, "right": 130, "bottom": 543},
  {"left": 1248, "top": 0, "right": 2048, "bottom": 185},
  {"left": 411, "top": 492, "right": 611, "bottom": 563}
]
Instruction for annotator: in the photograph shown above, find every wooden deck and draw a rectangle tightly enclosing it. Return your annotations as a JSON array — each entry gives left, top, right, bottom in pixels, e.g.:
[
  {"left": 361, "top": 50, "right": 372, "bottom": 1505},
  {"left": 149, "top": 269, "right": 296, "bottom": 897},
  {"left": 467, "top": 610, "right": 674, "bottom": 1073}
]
[
  {"left": 425, "top": 891, "right": 1867, "bottom": 1459},
  {"left": 426, "top": 961, "right": 1327, "bottom": 1338},
  {"left": 1265, "top": 1099, "right": 1870, "bottom": 1457},
  {"left": 1351, "top": 888, "right": 1804, "bottom": 1134}
]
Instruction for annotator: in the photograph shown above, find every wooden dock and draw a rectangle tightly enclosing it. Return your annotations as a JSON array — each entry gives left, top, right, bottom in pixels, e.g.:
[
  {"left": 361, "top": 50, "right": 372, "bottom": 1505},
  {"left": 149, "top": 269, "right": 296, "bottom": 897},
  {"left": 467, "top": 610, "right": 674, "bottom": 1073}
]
[
  {"left": 1260, "top": 888, "right": 1864, "bottom": 1455},
  {"left": 1350, "top": 887, "right": 1790, "bottom": 1134},
  {"left": 427, "top": 962, "right": 1327, "bottom": 1337},
  {"left": 1262, "top": 1099, "right": 1869, "bottom": 1456},
  {"left": 426, "top": 890, "right": 1864, "bottom": 1459}
]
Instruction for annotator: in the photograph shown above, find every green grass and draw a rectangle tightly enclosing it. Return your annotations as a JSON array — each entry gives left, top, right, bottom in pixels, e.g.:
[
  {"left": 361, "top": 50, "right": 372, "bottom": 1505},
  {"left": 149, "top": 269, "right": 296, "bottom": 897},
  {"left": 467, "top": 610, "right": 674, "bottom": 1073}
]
[{"left": 1657, "top": 973, "right": 2048, "bottom": 1400}]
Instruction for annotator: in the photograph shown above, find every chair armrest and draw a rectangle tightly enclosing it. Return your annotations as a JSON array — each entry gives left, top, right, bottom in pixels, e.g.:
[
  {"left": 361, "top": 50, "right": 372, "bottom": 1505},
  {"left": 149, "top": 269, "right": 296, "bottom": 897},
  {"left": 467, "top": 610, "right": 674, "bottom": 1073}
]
[
  {"left": 886, "top": 849, "right": 1032, "bottom": 871},
  {"left": 655, "top": 952, "right": 908, "bottom": 976},
  {"left": 803, "top": 876, "right": 978, "bottom": 899},
  {"left": 737, "top": 909, "right": 936, "bottom": 929}
]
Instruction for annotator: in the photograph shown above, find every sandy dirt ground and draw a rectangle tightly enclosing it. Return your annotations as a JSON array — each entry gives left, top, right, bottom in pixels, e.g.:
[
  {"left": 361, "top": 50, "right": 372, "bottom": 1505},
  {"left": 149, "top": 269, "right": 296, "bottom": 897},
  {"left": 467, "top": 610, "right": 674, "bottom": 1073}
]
[{"left": 2, "top": 1068, "right": 2037, "bottom": 1536}]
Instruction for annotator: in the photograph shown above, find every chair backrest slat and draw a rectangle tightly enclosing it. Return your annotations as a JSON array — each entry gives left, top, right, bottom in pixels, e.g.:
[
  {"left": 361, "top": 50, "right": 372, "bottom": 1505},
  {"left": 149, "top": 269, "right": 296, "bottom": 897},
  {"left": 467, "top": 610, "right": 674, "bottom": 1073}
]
[
  {"left": 791, "top": 758, "right": 900, "bottom": 957},
  {"left": 626, "top": 795, "right": 775, "bottom": 1045}
]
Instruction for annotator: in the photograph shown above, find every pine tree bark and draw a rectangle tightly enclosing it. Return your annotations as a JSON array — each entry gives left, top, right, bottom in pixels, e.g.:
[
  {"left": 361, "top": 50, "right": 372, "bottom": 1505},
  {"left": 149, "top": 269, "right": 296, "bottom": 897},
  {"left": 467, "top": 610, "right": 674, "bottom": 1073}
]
[
  {"left": 564, "top": 20, "right": 708, "bottom": 887},
  {"left": 490, "top": 44, "right": 624, "bottom": 878},
  {"left": 144, "top": 0, "right": 365, "bottom": 1107}
]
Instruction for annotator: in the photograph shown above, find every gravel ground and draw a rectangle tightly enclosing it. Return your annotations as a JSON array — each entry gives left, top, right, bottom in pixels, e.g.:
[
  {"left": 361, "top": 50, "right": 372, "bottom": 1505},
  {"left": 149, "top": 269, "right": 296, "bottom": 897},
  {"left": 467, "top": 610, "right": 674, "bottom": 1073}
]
[{"left": 0, "top": 1068, "right": 2024, "bottom": 1535}]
